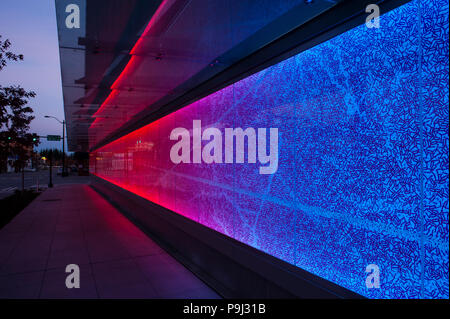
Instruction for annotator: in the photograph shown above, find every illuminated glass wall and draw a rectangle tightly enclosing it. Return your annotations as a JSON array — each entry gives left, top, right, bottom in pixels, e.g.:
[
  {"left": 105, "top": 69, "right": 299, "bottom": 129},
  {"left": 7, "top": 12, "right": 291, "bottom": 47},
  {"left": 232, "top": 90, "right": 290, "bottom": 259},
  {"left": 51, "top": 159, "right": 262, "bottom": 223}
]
[{"left": 91, "top": 0, "right": 449, "bottom": 298}]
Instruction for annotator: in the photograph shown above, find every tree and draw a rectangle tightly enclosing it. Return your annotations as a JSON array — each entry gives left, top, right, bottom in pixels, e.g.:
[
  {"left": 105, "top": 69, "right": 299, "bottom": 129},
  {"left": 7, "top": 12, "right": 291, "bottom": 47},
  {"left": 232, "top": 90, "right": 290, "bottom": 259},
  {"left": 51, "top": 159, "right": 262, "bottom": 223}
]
[
  {"left": 0, "top": 35, "right": 23, "bottom": 71},
  {"left": 0, "top": 35, "right": 39, "bottom": 173},
  {"left": 40, "top": 148, "right": 66, "bottom": 164}
]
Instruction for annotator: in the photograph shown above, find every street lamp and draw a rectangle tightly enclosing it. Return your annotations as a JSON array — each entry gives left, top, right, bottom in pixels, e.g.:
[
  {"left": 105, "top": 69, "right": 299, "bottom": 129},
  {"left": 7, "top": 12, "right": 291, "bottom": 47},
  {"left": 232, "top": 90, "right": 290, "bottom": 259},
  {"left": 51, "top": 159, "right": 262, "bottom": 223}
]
[{"left": 44, "top": 115, "right": 67, "bottom": 177}]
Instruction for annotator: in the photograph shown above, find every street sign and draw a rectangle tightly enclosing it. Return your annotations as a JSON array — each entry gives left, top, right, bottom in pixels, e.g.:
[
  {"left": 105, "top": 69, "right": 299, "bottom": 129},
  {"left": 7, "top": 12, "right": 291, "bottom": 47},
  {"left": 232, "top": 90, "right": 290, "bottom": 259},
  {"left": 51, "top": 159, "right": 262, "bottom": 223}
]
[{"left": 47, "top": 135, "right": 61, "bottom": 141}]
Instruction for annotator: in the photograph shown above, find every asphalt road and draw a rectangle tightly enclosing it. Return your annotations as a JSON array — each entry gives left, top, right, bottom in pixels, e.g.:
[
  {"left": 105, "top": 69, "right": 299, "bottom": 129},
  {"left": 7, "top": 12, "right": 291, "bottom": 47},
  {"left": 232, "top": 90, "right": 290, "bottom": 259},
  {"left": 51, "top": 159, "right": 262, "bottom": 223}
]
[{"left": 0, "top": 170, "right": 90, "bottom": 199}]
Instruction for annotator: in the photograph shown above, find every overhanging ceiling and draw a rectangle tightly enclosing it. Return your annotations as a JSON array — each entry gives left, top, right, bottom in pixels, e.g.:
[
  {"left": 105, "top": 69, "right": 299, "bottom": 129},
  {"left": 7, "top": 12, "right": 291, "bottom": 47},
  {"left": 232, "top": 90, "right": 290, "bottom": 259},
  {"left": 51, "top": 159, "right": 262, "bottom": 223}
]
[
  {"left": 55, "top": 0, "right": 407, "bottom": 152},
  {"left": 55, "top": 0, "right": 343, "bottom": 152}
]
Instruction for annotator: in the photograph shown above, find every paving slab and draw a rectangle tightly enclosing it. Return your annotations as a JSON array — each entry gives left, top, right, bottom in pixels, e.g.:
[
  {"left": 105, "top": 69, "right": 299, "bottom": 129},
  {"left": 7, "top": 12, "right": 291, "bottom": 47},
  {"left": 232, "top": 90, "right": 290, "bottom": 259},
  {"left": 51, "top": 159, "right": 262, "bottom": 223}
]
[{"left": 0, "top": 183, "right": 220, "bottom": 299}]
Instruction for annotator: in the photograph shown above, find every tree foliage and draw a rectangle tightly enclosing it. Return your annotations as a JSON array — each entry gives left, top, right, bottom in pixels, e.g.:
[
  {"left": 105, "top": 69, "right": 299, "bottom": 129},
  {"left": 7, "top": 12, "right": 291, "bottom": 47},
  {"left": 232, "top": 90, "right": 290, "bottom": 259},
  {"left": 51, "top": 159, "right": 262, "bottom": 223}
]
[
  {"left": 0, "top": 85, "right": 36, "bottom": 133},
  {"left": 39, "top": 148, "right": 66, "bottom": 162},
  {"left": 0, "top": 35, "right": 23, "bottom": 71},
  {"left": 0, "top": 35, "right": 39, "bottom": 172}
]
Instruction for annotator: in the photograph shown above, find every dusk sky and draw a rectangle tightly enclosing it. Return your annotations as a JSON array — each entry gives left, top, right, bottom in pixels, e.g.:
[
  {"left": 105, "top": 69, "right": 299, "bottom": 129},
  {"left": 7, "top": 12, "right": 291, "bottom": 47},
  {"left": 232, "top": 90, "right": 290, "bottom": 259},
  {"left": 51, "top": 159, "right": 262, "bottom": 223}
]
[{"left": 0, "top": 0, "right": 65, "bottom": 151}]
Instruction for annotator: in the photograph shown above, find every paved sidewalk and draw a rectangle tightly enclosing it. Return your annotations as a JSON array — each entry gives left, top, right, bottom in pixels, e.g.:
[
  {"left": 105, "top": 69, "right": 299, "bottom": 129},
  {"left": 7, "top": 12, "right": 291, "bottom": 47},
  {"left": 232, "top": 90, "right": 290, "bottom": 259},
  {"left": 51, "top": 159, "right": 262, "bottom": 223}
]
[{"left": 0, "top": 184, "right": 220, "bottom": 298}]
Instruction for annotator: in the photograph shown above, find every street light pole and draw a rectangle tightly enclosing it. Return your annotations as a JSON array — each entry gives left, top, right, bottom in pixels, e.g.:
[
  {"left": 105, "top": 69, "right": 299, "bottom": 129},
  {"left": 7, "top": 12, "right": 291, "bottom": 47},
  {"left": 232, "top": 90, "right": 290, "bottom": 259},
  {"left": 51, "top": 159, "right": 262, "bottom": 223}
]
[
  {"left": 44, "top": 115, "right": 67, "bottom": 177},
  {"left": 49, "top": 149, "right": 53, "bottom": 187},
  {"left": 62, "top": 119, "right": 66, "bottom": 177}
]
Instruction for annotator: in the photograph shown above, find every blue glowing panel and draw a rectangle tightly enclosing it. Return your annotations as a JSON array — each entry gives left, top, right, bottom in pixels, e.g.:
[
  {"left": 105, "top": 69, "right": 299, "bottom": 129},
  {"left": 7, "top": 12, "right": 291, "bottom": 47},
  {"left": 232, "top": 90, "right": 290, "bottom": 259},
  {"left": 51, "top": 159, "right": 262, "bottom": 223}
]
[
  {"left": 91, "top": 0, "right": 449, "bottom": 298},
  {"left": 421, "top": 0, "right": 449, "bottom": 298}
]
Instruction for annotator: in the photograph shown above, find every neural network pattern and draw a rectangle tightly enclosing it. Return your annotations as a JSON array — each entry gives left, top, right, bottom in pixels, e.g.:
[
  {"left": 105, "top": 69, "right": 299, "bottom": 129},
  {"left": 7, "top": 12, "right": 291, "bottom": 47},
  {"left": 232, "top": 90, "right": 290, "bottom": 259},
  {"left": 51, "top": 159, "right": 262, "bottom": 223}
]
[{"left": 91, "top": 0, "right": 449, "bottom": 298}]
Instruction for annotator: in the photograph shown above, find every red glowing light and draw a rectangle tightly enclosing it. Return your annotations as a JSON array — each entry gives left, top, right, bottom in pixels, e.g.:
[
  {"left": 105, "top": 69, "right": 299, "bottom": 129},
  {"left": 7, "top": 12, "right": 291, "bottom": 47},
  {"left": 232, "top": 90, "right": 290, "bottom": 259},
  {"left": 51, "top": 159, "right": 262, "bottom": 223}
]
[
  {"left": 129, "top": 0, "right": 169, "bottom": 55},
  {"left": 91, "top": 0, "right": 169, "bottom": 125},
  {"left": 92, "top": 89, "right": 120, "bottom": 118}
]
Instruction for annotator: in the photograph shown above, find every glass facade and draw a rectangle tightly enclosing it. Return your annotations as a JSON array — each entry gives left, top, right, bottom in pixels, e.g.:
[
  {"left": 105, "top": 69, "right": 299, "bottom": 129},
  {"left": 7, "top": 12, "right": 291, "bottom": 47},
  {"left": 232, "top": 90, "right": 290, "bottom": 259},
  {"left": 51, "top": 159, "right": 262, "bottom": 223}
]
[
  {"left": 91, "top": 0, "right": 449, "bottom": 298},
  {"left": 86, "top": 0, "right": 330, "bottom": 149}
]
